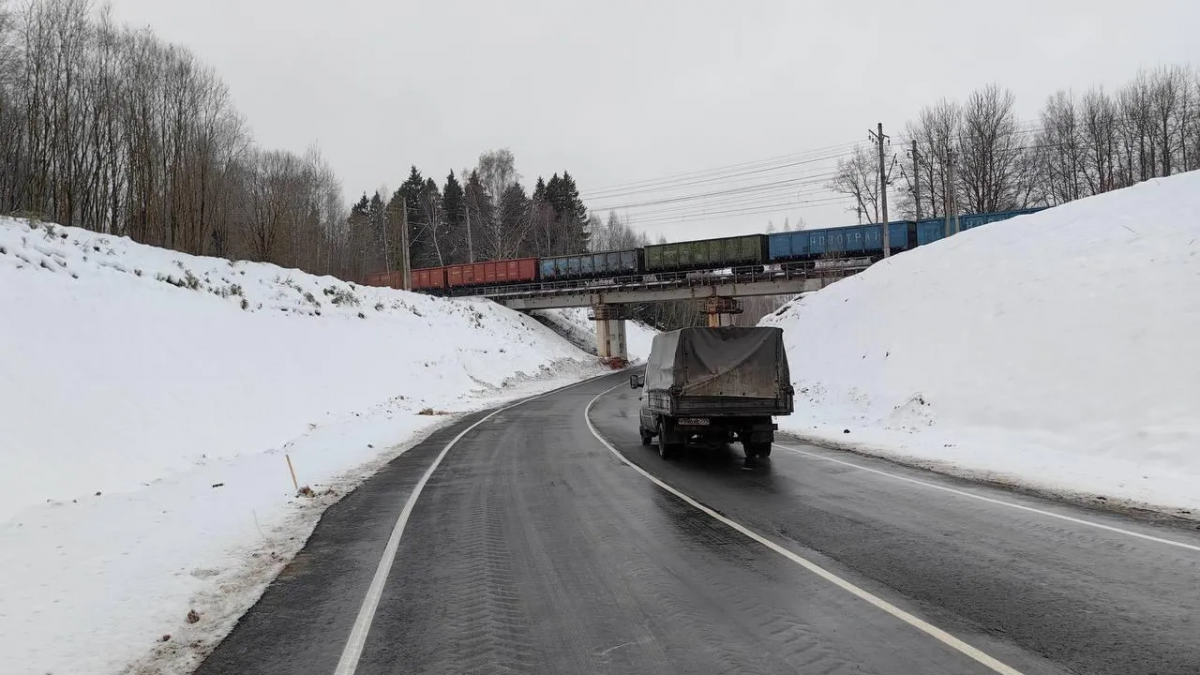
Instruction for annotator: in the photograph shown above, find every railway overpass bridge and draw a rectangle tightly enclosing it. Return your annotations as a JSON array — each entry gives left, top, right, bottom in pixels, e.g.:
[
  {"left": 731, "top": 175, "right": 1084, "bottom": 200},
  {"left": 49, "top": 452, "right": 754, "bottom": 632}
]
[{"left": 462, "top": 259, "right": 871, "bottom": 366}]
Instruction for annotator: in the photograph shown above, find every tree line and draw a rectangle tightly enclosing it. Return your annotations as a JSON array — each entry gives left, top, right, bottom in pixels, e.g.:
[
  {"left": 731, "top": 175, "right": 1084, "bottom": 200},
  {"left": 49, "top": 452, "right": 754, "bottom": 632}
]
[
  {"left": 346, "top": 149, "right": 592, "bottom": 280},
  {"left": 0, "top": 0, "right": 351, "bottom": 273},
  {"left": 829, "top": 65, "right": 1200, "bottom": 222},
  {"left": 0, "top": 0, "right": 596, "bottom": 283}
]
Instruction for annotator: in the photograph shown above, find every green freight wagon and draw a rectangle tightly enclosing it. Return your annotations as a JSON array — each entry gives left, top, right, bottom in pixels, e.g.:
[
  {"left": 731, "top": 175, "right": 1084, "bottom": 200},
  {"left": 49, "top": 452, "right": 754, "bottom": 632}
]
[{"left": 643, "top": 234, "right": 769, "bottom": 273}]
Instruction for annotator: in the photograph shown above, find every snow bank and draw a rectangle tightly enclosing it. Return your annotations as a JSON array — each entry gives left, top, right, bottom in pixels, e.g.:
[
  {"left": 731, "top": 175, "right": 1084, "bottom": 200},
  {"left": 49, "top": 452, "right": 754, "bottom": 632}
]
[
  {"left": 0, "top": 217, "right": 608, "bottom": 675},
  {"left": 762, "top": 172, "right": 1200, "bottom": 514}
]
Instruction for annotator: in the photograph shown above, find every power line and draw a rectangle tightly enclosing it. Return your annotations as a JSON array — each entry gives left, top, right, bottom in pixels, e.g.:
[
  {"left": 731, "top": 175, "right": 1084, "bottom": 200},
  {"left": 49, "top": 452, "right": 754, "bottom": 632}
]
[
  {"left": 614, "top": 185, "right": 844, "bottom": 222},
  {"left": 584, "top": 151, "right": 850, "bottom": 204},
  {"left": 623, "top": 195, "right": 851, "bottom": 230},
  {"left": 587, "top": 170, "right": 841, "bottom": 212},
  {"left": 582, "top": 140, "right": 861, "bottom": 198}
]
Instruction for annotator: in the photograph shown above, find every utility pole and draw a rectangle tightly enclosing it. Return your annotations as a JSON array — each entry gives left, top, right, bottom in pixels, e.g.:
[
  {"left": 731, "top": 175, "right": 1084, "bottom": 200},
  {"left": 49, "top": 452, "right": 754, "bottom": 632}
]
[
  {"left": 400, "top": 198, "right": 411, "bottom": 290},
  {"left": 380, "top": 205, "right": 393, "bottom": 279},
  {"left": 910, "top": 145, "right": 922, "bottom": 221},
  {"left": 869, "top": 123, "right": 891, "bottom": 257}
]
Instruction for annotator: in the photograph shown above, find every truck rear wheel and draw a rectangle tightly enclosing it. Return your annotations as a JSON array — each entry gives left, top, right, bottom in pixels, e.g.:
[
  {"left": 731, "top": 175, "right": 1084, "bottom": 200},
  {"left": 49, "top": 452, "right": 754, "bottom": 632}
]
[
  {"left": 657, "top": 420, "right": 675, "bottom": 460},
  {"left": 744, "top": 442, "right": 772, "bottom": 459},
  {"left": 640, "top": 428, "right": 653, "bottom": 446}
]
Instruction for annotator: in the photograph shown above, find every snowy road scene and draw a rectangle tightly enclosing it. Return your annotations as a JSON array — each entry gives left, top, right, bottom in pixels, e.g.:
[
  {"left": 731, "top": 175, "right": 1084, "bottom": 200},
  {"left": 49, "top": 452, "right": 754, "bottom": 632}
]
[{"left": 2, "top": 0, "right": 1200, "bottom": 673}]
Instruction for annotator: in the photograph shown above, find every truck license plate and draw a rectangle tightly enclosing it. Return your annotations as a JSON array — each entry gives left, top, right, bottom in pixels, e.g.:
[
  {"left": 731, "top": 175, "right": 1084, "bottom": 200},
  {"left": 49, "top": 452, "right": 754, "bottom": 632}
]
[{"left": 678, "top": 418, "right": 710, "bottom": 426}]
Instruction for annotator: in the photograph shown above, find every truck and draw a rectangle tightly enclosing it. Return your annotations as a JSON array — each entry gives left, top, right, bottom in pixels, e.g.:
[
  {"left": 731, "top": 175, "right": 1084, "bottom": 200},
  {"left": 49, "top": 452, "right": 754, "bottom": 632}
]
[{"left": 630, "top": 326, "right": 794, "bottom": 460}]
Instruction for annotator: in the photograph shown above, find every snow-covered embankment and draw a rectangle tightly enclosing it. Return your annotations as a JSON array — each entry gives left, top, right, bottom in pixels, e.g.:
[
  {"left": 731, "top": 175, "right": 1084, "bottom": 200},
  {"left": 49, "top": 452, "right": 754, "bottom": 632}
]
[
  {"left": 0, "top": 217, "right": 611, "bottom": 675},
  {"left": 762, "top": 172, "right": 1200, "bottom": 514}
]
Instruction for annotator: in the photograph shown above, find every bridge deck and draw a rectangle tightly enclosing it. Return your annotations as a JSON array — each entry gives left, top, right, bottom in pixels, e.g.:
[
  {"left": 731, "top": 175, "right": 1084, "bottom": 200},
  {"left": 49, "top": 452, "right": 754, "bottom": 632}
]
[{"left": 438, "top": 262, "right": 872, "bottom": 310}]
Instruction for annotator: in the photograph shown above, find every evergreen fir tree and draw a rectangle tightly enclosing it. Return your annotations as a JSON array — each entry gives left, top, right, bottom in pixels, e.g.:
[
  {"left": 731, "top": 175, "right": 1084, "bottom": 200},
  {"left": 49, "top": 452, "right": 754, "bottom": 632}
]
[{"left": 443, "top": 171, "right": 464, "bottom": 231}]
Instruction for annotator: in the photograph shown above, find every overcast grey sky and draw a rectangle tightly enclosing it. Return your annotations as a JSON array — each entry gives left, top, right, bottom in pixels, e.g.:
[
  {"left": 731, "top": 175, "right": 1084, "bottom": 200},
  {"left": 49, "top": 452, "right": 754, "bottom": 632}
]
[{"left": 106, "top": 0, "right": 1198, "bottom": 242}]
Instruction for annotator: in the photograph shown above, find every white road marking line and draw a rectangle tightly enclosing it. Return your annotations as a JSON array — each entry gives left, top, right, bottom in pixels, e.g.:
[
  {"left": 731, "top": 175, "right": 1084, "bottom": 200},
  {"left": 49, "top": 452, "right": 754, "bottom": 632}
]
[
  {"left": 334, "top": 374, "right": 611, "bottom": 675},
  {"left": 773, "top": 442, "right": 1200, "bottom": 554},
  {"left": 585, "top": 384, "right": 1023, "bottom": 675}
]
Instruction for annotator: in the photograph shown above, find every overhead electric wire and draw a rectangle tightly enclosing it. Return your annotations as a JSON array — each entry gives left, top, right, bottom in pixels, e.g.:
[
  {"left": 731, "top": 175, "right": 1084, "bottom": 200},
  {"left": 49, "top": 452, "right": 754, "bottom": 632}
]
[
  {"left": 582, "top": 140, "right": 861, "bottom": 199},
  {"left": 589, "top": 169, "right": 841, "bottom": 212},
  {"left": 585, "top": 156, "right": 847, "bottom": 203},
  {"left": 623, "top": 196, "right": 852, "bottom": 230},
  {"left": 617, "top": 182, "right": 842, "bottom": 220}
]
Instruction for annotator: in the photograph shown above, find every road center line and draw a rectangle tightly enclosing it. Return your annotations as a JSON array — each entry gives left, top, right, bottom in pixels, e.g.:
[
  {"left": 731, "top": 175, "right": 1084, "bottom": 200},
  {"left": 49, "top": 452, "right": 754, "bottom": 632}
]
[
  {"left": 585, "top": 383, "right": 1023, "bottom": 675},
  {"left": 772, "top": 442, "right": 1200, "bottom": 554},
  {"left": 334, "top": 374, "right": 608, "bottom": 675}
]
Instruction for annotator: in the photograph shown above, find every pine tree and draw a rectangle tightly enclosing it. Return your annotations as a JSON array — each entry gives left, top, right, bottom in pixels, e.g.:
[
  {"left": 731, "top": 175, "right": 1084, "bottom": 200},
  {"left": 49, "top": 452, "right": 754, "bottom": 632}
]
[
  {"left": 386, "top": 166, "right": 436, "bottom": 269},
  {"left": 443, "top": 171, "right": 464, "bottom": 229},
  {"left": 351, "top": 193, "right": 371, "bottom": 217},
  {"left": 441, "top": 171, "right": 467, "bottom": 263},
  {"left": 465, "top": 169, "right": 493, "bottom": 257},
  {"left": 560, "top": 172, "right": 588, "bottom": 226}
]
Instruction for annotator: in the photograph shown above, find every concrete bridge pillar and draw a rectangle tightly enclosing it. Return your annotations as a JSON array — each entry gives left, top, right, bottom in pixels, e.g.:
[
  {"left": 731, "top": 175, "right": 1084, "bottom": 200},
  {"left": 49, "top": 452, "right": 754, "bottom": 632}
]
[
  {"left": 589, "top": 304, "right": 629, "bottom": 368},
  {"left": 704, "top": 296, "right": 743, "bottom": 327}
]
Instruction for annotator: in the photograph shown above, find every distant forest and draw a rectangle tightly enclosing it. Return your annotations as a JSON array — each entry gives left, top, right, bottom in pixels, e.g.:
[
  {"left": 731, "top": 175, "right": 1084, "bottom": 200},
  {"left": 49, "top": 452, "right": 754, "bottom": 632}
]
[{"left": 0, "top": 0, "right": 596, "bottom": 283}]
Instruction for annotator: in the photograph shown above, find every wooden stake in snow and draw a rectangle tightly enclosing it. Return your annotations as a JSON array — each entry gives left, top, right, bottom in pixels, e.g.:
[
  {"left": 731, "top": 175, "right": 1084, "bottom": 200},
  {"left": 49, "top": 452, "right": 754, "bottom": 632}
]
[{"left": 286, "top": 454, "right": 299, "bottom": 492}]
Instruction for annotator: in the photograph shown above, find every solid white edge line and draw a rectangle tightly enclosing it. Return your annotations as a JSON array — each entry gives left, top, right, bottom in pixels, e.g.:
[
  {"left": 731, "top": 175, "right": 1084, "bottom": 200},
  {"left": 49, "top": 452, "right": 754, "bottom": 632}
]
[
  {"left": 772, "top": 442, "right": 1200, "bottom": 554},
  {"left": 585, "top": 383, "right": 1023, "bottom": 675},
  {"left": 333, "top": 373, "right": 612, "bottom": 675}
]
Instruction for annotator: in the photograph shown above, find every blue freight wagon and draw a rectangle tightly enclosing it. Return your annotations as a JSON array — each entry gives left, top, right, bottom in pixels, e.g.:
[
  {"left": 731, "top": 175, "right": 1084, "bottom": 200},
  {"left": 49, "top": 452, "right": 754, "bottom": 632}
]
[
  {"left": 767, "top": 221, "right": 916, "bottom": 262},
  {"left": 539, "top": 249, "right": 642, "bottom": 281},
  {"left": 915, "top": 207, "right": 1046, "bottom": 246}
]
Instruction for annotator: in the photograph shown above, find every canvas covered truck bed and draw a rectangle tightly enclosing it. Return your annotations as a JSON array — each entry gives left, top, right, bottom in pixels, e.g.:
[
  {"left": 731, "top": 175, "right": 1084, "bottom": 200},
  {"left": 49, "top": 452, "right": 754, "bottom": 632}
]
[{"left": 643, "top": 326, "right": 793, "bottom": 417}]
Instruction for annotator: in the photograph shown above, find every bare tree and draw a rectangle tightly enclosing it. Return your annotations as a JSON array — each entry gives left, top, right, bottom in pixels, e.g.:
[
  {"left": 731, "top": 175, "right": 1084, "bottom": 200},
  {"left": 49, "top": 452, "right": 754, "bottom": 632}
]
[
  {"left": 589, "top": 211, "right": 648, "bottom": 252},
  {"left": 1033, "top": 90, "right": 1084, "bottom": 205},
  {"left": 896, "top": 99, "right": 962, "bottom": 220},
  {"left": 1080, "top": 86, "right": 1119, "bottom": 195},
  {"left": 1149, "top": 65, "right": 1189, "bottom": 176},
  {"left": 1118, "top": 73, "right": 1155, "bottom": 184},
  {"left": 0, "top": 0, "right": 350, "bottom": 279},
  {"left": 826, "top": 145, "right": 880, "bottom": 223},
  {"left": 475, "top": 149, "right": 520, "bottom": 259},
  {"left": 956, "top": 84, "right": 1027, "bottom": 213}
]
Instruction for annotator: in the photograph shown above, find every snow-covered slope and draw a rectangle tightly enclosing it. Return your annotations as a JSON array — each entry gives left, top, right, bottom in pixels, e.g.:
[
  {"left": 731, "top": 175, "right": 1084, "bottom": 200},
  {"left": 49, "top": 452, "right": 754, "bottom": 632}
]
[
  {"left": 762, "top": 172, "right": 1200, "bottom": 514},
  {"left": 0, "top": 217, "right": 609, "bottom": 675},
  {"left": 533, "top": 307, "right": 658, "bottom": 362}
]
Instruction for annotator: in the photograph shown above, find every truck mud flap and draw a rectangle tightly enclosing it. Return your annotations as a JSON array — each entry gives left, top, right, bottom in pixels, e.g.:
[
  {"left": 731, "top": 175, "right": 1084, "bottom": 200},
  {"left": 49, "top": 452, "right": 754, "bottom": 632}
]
[{"left": 745, "top": 422, "right": 778, "bottom": 444}]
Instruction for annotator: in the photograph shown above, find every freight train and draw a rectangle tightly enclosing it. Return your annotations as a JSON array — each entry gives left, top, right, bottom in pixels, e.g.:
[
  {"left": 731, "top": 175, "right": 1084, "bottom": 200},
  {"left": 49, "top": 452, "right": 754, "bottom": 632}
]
[{"left": 365, "top": 208, "right": 1044, "bottom": 295}]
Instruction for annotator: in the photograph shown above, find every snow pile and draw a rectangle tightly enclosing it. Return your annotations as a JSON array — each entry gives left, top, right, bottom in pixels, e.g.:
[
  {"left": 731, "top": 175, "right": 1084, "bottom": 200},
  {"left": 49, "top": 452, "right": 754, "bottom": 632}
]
[
  {"left": 0, "top": 217, "right": 609, "bottom": 675},
  {"left": 533, "top": 307, "right": 657, "bottom": 361},
  {"left": 762, "top": 172, "right": 1200, "bottom": 514}
]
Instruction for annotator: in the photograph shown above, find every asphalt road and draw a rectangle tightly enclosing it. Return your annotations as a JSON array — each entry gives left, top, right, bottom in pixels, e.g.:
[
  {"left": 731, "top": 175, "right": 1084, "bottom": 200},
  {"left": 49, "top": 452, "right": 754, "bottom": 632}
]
[{"left": 197, "top": 371, "right": 1200, "bottom": 675}]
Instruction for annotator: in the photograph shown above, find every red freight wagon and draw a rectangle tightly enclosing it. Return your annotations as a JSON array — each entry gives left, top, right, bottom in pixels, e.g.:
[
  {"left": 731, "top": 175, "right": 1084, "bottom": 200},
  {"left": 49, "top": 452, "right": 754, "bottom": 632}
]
[
  {"left": 446, "top": 258, "right": 539, "bottom": 288},
  {"left": 363, "top": 271, "right": 390, "bottom": 287},
  {"left": 500, "top": 258, "right": 538, "bottom": 283},
  {"left": 410, "top": 267, "right": 447, "bottom": 291}
]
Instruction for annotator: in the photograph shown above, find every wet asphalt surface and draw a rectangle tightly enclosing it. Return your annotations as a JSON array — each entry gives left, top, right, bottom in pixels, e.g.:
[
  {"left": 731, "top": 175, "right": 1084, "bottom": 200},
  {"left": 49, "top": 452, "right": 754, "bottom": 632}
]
[{"left": 197, "top": 371, "right": 1200, "bottom": 675}]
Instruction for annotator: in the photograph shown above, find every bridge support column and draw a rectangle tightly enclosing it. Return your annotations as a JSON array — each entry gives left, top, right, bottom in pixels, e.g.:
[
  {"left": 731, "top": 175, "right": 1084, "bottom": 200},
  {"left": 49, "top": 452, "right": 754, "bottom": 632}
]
[
  {"left": 704, "top": 296, "right": 743, "bottom": 327},
  {"left": 589, "top": 304, "right": 629, "bottom": 369}
]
